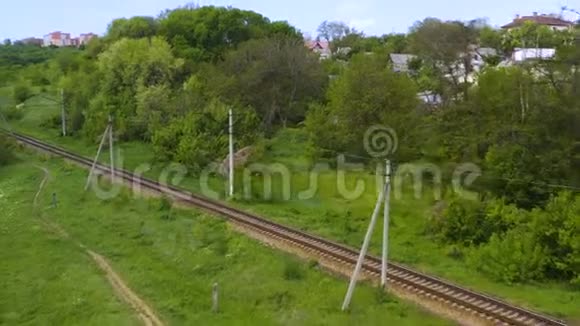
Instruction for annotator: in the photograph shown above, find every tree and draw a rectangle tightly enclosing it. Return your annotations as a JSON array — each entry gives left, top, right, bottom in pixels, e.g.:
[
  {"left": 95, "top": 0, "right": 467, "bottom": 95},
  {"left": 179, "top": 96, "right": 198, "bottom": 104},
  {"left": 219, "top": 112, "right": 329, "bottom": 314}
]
[
  {"left": 409, "top": 18, "right": 477, "bottom": 100},
  {"left": 317, "top": 21, "right": 354, "bottom": 42},
  {"left": 84, "top": 37, "right": 183, "bottom": 140},
  {"left": 479, "top": 26, "right": 503, "bottom": 51},
  {"left": 106, "top": 16, "right": 159, "bottom": 40},
  {"left": 152, "top": 99, "right": 259, "bottom": 171},
  {"left": 159, "top": 6, "right": 296, "bottom": 62},
  {"left": 382, "top": 33, "right": 409, "bottom": 53},
  {"left": 306, "top": 53, "right": 420, "bottom": 160},
  {"left": 3, "top": 39, "right": 11, "bottom": 46},
  {"left": 215, "top": 37, "right": 327, "bottom": 133}
]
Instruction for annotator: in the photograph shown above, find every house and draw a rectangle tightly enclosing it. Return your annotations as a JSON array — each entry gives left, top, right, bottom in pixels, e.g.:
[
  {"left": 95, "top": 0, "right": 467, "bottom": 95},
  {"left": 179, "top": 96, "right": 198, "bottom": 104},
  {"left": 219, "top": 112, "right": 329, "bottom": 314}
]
[
  {"left": 42, "top": 32, "right": 97, "bottom": 47},
  {"left": 389, "top": 53, "right": 417, "bottom": 73},
  {"left": 502, "top": 13, "right": 574, "bottom": 31},
  {"left": 306, "top": 40, "right": 331, "bottom": 59},
  {"left": 43, "top": 31, "right": 72, "bottom": 47},
  {"left": 511, "top": 48, "right": 556, "bottom": 61},
  {"left": 336, "top": 47, "right": 352, "bottom": 57},
  {"left": 79, "top": 33, "right": 97, "bottom": 45},
  {"left": 417, "top": 91, "right": 443, "bottom": 106}
]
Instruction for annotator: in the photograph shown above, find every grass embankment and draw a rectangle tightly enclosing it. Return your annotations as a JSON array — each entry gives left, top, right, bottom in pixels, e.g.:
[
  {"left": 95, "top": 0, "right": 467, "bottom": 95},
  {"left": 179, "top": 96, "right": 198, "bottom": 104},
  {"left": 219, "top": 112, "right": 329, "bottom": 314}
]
[
  {"left": 4, "top": 93, "right": 579, "bottom": 320},
  {"left": 0, "top": 154, "right": 449, "bottom": 325}
]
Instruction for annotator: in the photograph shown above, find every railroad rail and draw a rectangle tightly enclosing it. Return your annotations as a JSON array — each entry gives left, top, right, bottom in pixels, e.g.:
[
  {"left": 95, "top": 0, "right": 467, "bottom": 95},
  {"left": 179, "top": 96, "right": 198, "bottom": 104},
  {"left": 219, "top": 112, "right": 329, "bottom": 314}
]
[{"left": 6, "top": 130, "right": 567, "bottom": 326}]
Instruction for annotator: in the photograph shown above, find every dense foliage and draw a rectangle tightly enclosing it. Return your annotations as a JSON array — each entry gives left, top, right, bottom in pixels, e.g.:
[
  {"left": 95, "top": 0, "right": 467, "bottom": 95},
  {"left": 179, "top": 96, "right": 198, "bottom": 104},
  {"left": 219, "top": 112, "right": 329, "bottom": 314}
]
[{"left": 435, "top": 193, "right": 579, "bottom": 285}]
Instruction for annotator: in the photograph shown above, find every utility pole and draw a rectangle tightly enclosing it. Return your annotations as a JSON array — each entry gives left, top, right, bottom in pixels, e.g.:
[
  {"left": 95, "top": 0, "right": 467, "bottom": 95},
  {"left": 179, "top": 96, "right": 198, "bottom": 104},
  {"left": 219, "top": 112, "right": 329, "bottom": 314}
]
[
  {"left": 342, "top": 183, "right": 386, "bottom": 311},
  {"left": 228, "top": 108, "right": 234, "bottom": 198},
  {"left": 381, "top": 160, "right": 392, "bottom": 288},
  {"left": 60, "top": 89, "right": 66, "bottom": 137},
  {"left": 85, "top": 117, "right": 115, "bottom": 191},
  {"left": 108, "top": 115, "right": 115, "bottom": 182},
  {"left": 85, "top": 124, "right": 110, "bottom": 191}
]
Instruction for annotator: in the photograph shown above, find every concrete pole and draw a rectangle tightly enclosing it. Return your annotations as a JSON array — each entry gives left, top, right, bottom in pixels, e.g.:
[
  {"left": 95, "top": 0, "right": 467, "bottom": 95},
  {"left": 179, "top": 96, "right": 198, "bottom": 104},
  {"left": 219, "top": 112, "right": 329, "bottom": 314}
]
[
  {"left": 381, "top": 160, "right": 392, "bottom": 288},
  {"left": 61, "top": 89, "right": 66, "bottom": 137},
  {"left": 108, "top": 115, "right": 114, "bottom": 182},
  {"left": 341, "top": 184, "right": 386, "bottom": 311},
  {"left": 228, "top": 108, "right": 234, "bottom": 197},
  {"left": 85, "top": 125, "right": 110, "bottom": 191}
]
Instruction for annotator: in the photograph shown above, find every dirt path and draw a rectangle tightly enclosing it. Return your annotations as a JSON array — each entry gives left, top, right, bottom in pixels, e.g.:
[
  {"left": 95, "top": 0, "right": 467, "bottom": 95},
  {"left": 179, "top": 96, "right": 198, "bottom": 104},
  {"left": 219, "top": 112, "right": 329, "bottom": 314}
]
[{"left": 33, "top": 166, "right": 165, "bottom": 326}]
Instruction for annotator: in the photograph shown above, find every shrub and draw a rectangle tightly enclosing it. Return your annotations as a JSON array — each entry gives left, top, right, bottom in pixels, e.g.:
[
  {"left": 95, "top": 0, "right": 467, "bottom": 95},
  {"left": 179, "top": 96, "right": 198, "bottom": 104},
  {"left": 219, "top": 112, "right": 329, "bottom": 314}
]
[
  {"left": 39, "top": 114, "right": 61, "bottom": 129},
  {"left": 13, "top": 83, "right": 32, "bottom": 104},
  {"left": 432, "top": 197, "right": 527, "bottom": 246},
  {"left": 283, "top": 259, "right": 304, "bottom": 281},
  {"left": 0, "top": 134, "right": 15, "bottom": 165},
  {"left": 529, "top": 192, "right": 580, "bottom": 283},
  {"left": 469, "top": 228, "right": 548, "bottom": 284},
  {"left": 158, "top": 196, "right": 172, "bottom": 211},
  {"left": 431, "top": 198, "right": 486, "bottom": 245},
  {"left": 1, "top": 106, "right": 23, "bottom": 120}
]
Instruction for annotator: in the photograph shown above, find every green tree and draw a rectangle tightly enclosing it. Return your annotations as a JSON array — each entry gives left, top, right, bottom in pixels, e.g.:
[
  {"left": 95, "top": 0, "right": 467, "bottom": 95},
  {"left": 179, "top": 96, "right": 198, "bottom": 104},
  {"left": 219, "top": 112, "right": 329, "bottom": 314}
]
[
  {"left": 409, "top": 18, "right": 477, "bottom": 100},
  {"left": 216, "top": 37, "right": 327, "bottom": 133},
  {"left": 382, "top": 33, "right": 409, "bottom": 54},
  {"left": 159, "top": 6, "right": 294, "bottom": 62},
  {"left": 106, "top": 16, "right": 159, "bottom": 40},
  {"left": 152, "top": 99, "right": 259, "bottom": 171},
  {"left": 306, "top": 53, "right": 420, "bottom": 160},
  {"left": 84, "top": 37, "right": 183, "bottom": 140}
]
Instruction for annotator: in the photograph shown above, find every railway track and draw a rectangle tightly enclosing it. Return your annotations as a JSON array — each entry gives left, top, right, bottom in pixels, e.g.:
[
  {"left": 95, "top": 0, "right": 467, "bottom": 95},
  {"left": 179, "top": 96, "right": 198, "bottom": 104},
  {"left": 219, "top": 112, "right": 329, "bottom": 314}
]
[{"left": 7, "top": 130, "right": 567, "bottom": 326}]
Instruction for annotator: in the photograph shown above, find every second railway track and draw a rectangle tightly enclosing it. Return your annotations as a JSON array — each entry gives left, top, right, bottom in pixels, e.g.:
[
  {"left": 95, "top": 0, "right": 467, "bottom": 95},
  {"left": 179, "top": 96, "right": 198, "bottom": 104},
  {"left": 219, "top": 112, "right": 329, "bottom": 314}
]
[{"left": 7, "top": 130, "right": 567, "bottom": 326}]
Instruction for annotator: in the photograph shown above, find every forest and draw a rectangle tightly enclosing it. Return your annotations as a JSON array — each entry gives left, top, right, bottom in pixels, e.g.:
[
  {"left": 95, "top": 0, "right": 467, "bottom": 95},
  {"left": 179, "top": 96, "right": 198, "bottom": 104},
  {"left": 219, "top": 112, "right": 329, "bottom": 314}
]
[{"left": 1, "top": 5, "right": 578, "bottom": 287}]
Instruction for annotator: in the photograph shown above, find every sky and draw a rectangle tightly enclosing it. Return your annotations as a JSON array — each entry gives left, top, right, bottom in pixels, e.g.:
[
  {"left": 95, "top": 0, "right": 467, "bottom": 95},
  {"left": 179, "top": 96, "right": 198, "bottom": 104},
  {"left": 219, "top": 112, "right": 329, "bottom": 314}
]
[{"left": 1, "top": 0, "right": 578, "bottom": 40}]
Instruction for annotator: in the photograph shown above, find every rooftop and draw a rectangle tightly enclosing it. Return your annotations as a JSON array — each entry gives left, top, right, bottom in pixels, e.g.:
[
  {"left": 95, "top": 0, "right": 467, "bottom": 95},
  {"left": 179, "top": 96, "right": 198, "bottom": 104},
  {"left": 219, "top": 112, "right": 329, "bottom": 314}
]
[{"left": 502, "top": 14, "right": 574, "bottom": 29}]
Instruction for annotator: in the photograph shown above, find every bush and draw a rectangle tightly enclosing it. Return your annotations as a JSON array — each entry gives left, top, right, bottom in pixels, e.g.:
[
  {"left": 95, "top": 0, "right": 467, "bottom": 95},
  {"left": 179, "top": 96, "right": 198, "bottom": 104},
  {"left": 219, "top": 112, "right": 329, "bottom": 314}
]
[
  {"left": 283, "top": 259, "right": 304, "bottom": 281},
  {"left": 431, "top": 198, "right": 486, "bottom": 245},
  {"left": 0, "top": 134, "right": 15, "bottom": 165},
  {"left": 13, "top": 83, "right": 32, "bottom": 104},
  {"left": 1, "top": 106, "right": 23, "bottom": 120},
  {"left": 464, "top": 192, "right": 579, "bottom": 284},
  {"left": 469, "top": 228, "right": 548, "bottom": 284},
  {"left": 529, "top": 192, "right": 580, "bottom": 282},
  {"left": 432, "top": 197, "right": 527, "bottom": 246},
  {"left": 39, "top": 114, "right": 61, "bottom": 129},
  {"left": 157, "top": 196, "right": 172, "bottom": 211}
]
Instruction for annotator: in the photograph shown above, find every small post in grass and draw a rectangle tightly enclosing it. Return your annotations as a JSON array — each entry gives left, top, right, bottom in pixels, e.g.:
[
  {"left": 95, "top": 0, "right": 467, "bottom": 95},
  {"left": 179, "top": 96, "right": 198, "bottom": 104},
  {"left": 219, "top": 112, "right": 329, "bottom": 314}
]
[
  {"left": 212, "top": 282, "right": 219, "bottom": 313},
  {"left": 51, "top": 192, "right": 57, "bottom": 208}
]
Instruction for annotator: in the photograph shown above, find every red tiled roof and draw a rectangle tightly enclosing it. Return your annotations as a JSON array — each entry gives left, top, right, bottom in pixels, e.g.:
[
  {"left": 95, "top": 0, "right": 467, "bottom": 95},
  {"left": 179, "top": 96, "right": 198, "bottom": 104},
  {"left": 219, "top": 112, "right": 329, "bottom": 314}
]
[
  {"left": 305, "top": 40, "right": 330, "bottom": 51},
  {"left": 502, "top": 15, "right": 574, "bottom": 29}
]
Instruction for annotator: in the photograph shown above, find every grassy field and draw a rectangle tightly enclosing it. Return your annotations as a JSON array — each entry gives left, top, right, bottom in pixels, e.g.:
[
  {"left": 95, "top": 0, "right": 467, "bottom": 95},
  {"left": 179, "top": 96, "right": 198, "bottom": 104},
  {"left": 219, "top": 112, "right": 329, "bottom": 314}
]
[
  {"left": 0, "top": 160, "right": 139, "bottom": 325},
  {"left": 0, "top": 153, "right": 450, "bottom": 325},
  {"left": 3, "top": 92, "right": 579, "bottom": 320}
]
